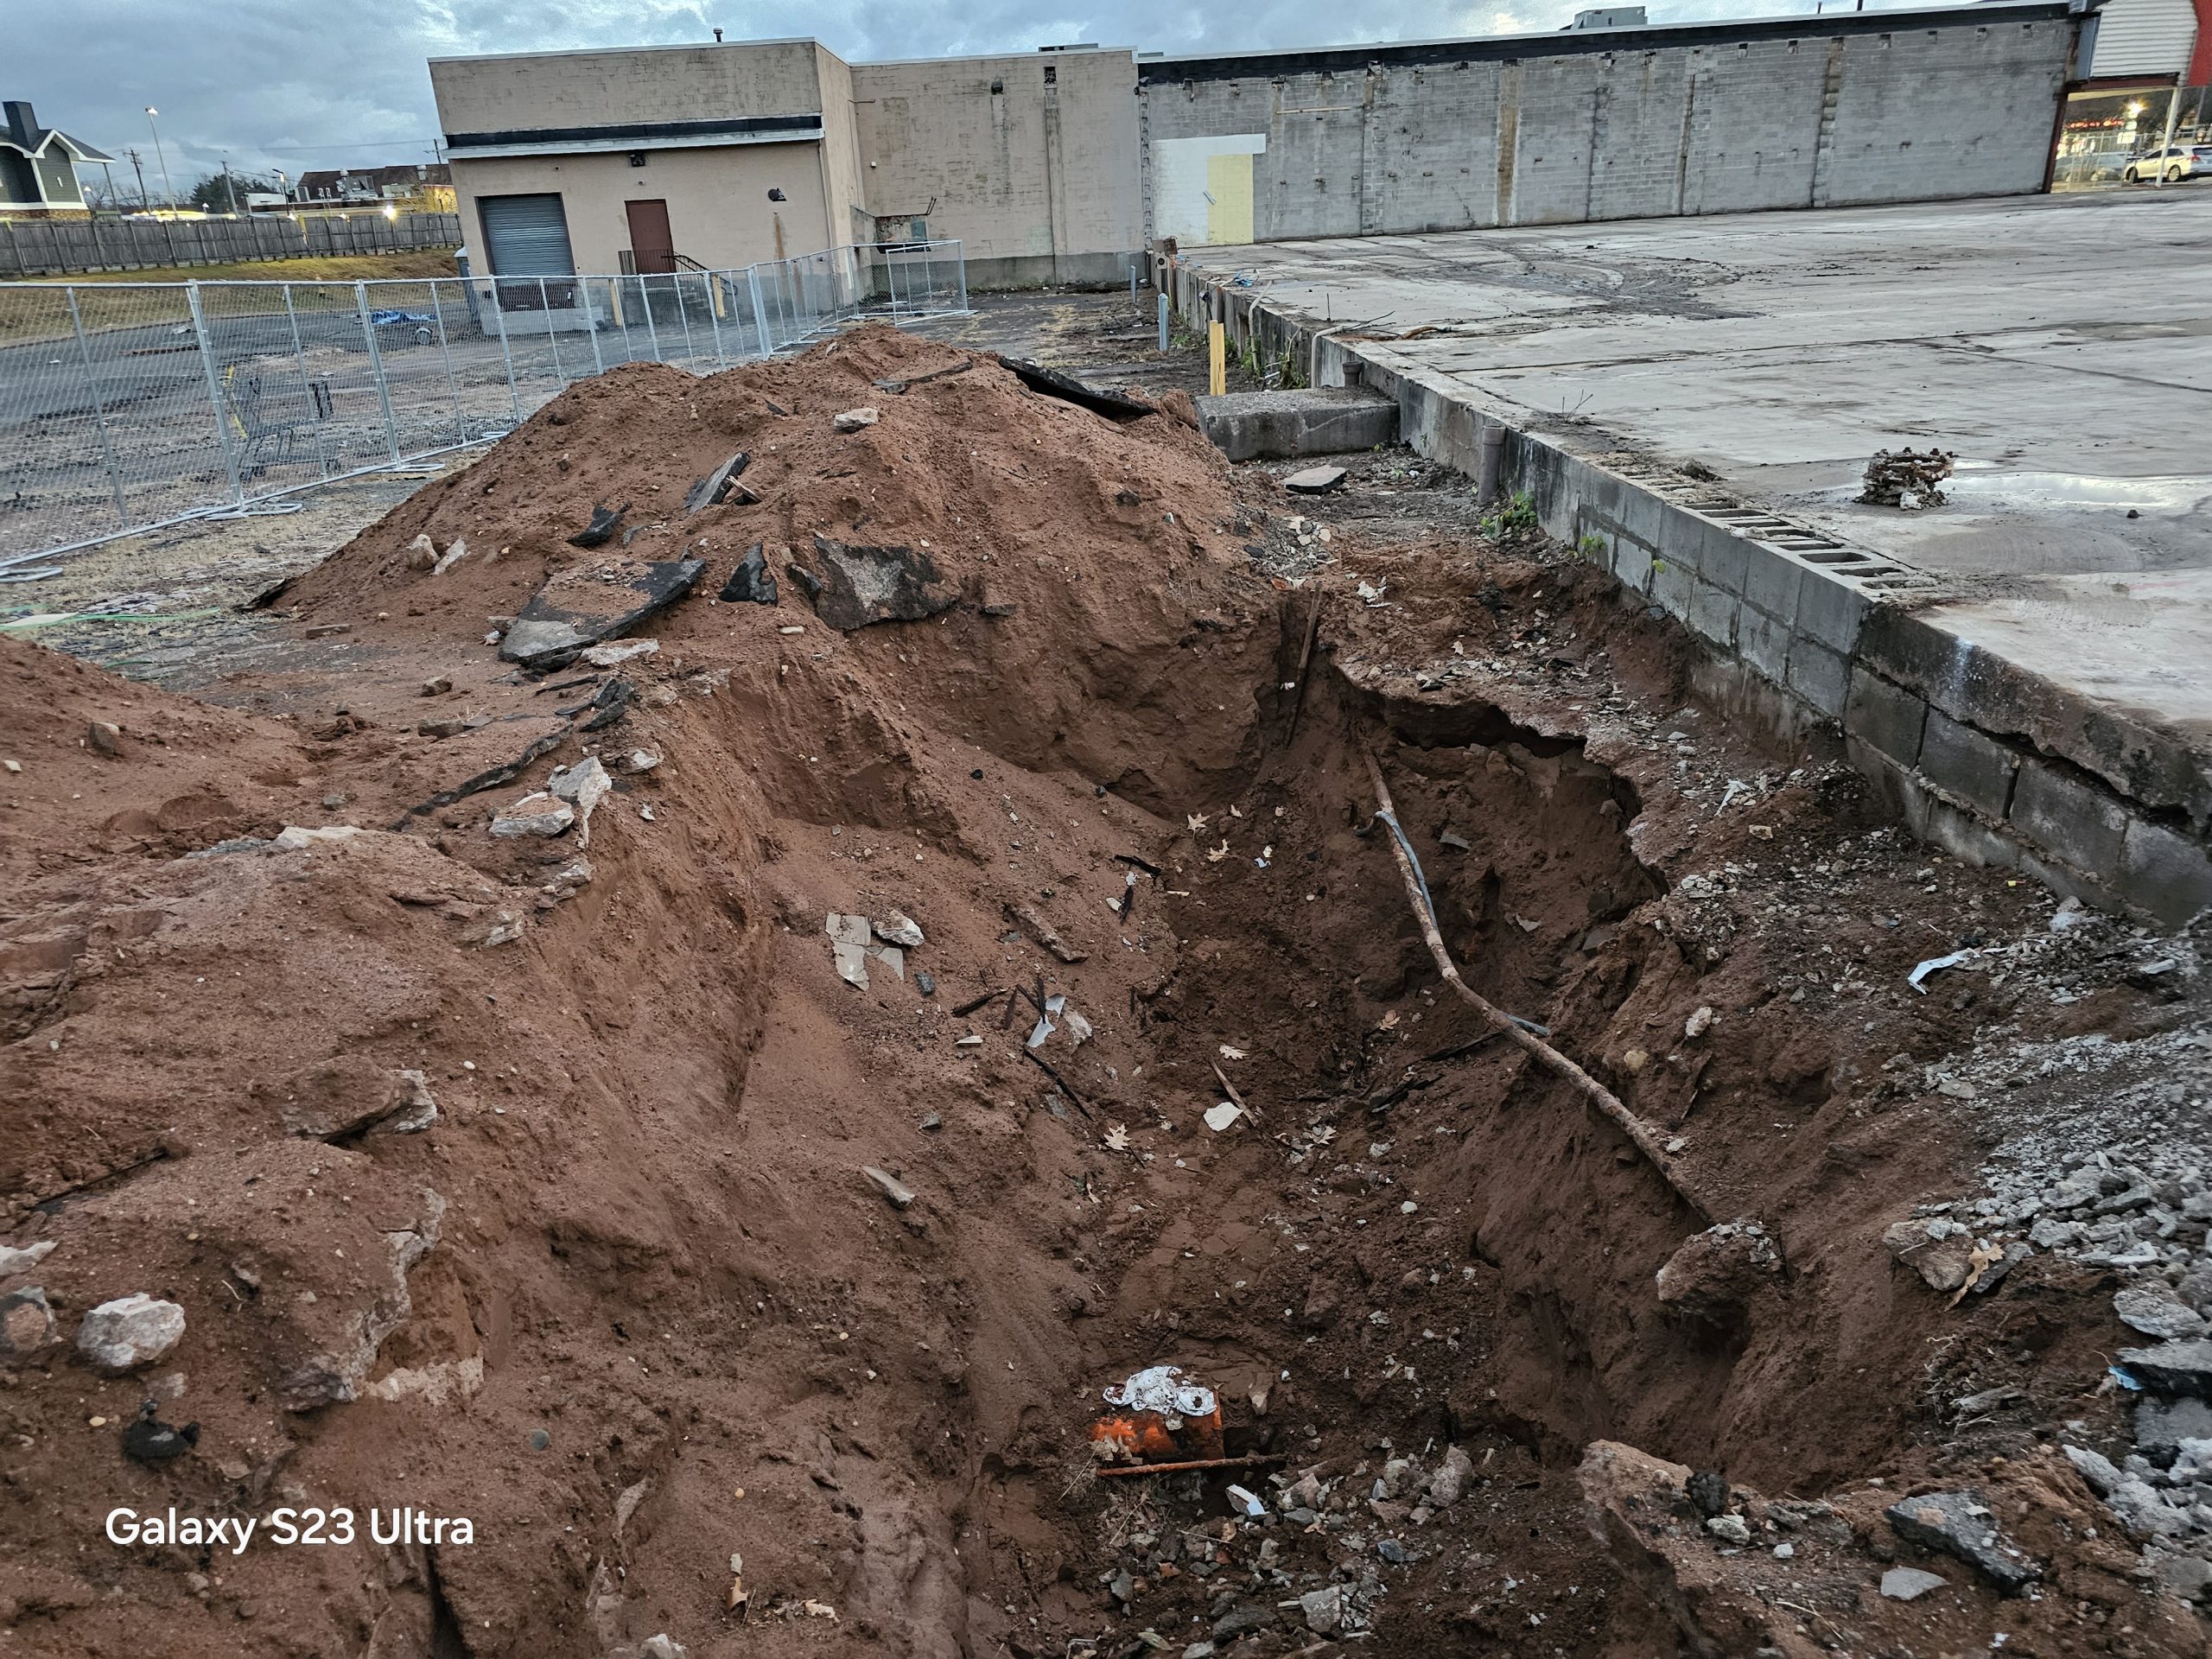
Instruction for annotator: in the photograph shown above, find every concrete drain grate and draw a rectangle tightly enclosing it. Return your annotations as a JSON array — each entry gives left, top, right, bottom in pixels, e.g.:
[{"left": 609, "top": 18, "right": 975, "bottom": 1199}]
[{"left": 1606, "top": 463, "right": 1936, "bottom": 593}]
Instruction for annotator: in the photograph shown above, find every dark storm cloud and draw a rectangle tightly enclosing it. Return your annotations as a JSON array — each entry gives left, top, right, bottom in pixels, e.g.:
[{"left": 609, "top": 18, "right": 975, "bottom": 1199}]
[{"left": 20, "top": 0, "right": 1887, "bottom": 196}]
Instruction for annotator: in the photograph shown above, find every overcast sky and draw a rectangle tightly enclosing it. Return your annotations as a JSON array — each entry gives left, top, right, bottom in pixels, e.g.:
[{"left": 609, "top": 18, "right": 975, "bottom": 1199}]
[{"left": 23, "top": 0, "right": 1909, "bottom": 195}]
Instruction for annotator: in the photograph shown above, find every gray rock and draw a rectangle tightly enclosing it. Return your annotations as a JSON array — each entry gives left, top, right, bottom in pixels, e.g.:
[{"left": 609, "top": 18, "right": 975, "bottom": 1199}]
[
  {"left": 2139, "top": 1397, "right": 2212, "bottom": 1465},
  {"left": 1183, "top": 1643, "right": 1217, "bottom": 1659},
  {"left": 1298, "top": 1586, "right": 1343, "bottom": 1635},
  {"left": 1879, "top": 1567, "right": 1948, "bottom": 1601},
  {"left": 796, "top": 535, "right": 959, "bottom": 632},
  {"left": 0, "top": 1240, "right": 56, "bottom": 1278},
  {"left": 76, "top": 1294, "right": 187, "bottom": 1373},
  {"left": 1883, "top": 1217, "right": 1979, "bottom": 1293},
  {"left": 1426, "top": 1444, "right": 1474, "bottom": 1509},
  {"left": 0, "top": 1286, "right": 56, "bottom": 1355},
  {"left": 831, "top": 406, "right": 880, "bottom": 433},
  {"left": 1885, "top": 1490, "right": 2042, "bottom": 1595},
  {"left": 2119, "top": 1339, "right": 2212, "bottom": 1399},
  {"left": 1211, "top": 1604, "right": 1274, "bottom": 1640},
  {"left": 861, "top": 1166, "right": 914, "bottom": 1211},
  {"left": 1705, "top": 1513, "right": 1751, "bottom": 1545},
  {"left": 2065, "top": 1444, "right": 2124, "bottom": 1497},
  {"left": 1283, "top": 466, "right": 1348, "bottom": 493},
  {"left": 915, "top": 969, "right": 936, "bottom": 997},
  {"left": 639, "top": 1637, "right": 687, "bottom": 1659},
  {"left": 499, "top": 555, "right": 705, "bottom": 669},
  {"left": 490, "top": 791, "right": 575, "bottom": 838},
  {"left": 2157, "top": 1554, "right": 2212, "bottom": 1601},
  {"left": 2117, "top": 1285, "right": 2210, "bottom": 1341},
  {"left": 874, "top": 911, "right": 925, "bottom": 950}
]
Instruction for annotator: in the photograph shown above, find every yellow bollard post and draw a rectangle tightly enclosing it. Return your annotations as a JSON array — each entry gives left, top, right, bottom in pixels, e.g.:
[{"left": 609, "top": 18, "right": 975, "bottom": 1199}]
[{"left": 1207, "top": 320, "right": 1226, "bottom": 397}]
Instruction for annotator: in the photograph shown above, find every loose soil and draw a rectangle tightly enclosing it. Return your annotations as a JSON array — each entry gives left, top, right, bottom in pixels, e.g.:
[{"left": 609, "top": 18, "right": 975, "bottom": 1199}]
[{"left": 1, "top": 325, "right": 2206, "bottom": 1659}]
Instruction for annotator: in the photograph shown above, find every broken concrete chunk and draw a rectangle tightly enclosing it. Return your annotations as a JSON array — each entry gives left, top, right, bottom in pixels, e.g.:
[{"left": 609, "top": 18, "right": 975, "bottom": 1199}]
[
  {"left": 1704, "top": 1513, "right": 1751, "bottom": 1545},
  {"left": 1296, "top": 1585, "right": 1342, "bottom": 1635},
  {"left": 797, "top": 534, "right": 958, "bottom": 631},
  {"left": 549, "top": 757, "right": 613, "bottom": 845},
  {"left": 491, "top": 792, "right": 575, "bottom": 838},
  {"left": 0, "top": 1240, "right": 57, "bottom": 1279},
  {"left": 273, "top": 824, "right": 361, "bottom": 852},
  {"left": 578, "top": 639, "right": 659, "bottom": 668},
  {"left": 871, "top": 944, "right": 906, "bottom": 982},
  {"left": 684, "top": 451, "right": 751, "bottom": 512},
  {"left": 1884, "top": 1490, "right": 2042, "bottom": 1595},
  {"left": 431, "top": 536, "right": 469, "bottom": 575},
  {"left": 1282, "top": 465, "right": 1347, "bottom": 494},
  {"left": 861, "top": 1166, "right": 914, "bottom": 1210},
  {"left": 1005, "top": 901, "right": 1086, "bottom": 963},
  {"left": 1879, "top": 1566, "right": 1948, "bottom": 1602},
  {"left": 418, "top": 717, "right": 472, "bottom": 740},
  {"left": 2117, "top": 1285, "right": 2210, "bottom": 1341},
  {"left": 567, "top": 502, "right": 630, "bottom": 548},
  {"left": 718, "top": 543, "right": 778, "bottom": 605},
  {"left": 77, "top": 1294, "right": 187, "bottom": 1374},
  {"left": 2118, "top": 1339, "right": 2212, "bottom": 1398},
  {"left": 827, "top": 912, "right": 872, "bottom": 988},
  {"left": 874, "top": 911, "right": 925, "bottom": 950},
  {"left": 0, "top": 1286, "right": 56, "bottom": 1355},
  {"left": 831, "top": 407, "right": 880, "bottom": 433},
  {"left": 499, "top": 555, "right": 705, "bottom": 669}
]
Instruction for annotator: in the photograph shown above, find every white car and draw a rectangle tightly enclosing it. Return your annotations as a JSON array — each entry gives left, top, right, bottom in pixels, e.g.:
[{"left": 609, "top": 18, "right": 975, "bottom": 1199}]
[{"left": 2123, "top": 143, "right": 2212, "bottom": 182}]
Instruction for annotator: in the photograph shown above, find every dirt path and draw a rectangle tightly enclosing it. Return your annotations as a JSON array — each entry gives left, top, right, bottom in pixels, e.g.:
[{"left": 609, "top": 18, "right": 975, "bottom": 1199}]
[{"left": 1, "top": 327, "right": 2205, "bottom": 1659}]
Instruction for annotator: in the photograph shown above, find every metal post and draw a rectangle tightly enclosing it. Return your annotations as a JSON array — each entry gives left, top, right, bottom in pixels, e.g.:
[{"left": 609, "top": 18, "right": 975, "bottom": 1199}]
[
  {"left": 705, "top": 272, "right": 727, "bottom": 370},
  {"left": 673, "top": 275, "right": 696, "bottom": 365},
  {"left": 65, "top": 287, "right": 130, "bottom": 525},
  {"left": 282, "top": 283, "right": 333, "bottom": 475},
  {"left": 639, "top": 277, "right": 661, "bottom": 363},
  {"left": 355, "top": 280, "right": 402, "bottom": 462},
  {"left": 431, "top": 278, "right": 466, "bottom": 445},
  {"left": 1157, "top": 291, "right": 1169, "bottom": 353},
  {"left": 748, "top": 264, "right": 771, "bottom": 359},
  {"left": 1476, "top": 418, "right": 1505, "bottom": 508},
  {"left": 585, "top": 277, "right": 605, "bottom": 377},
  {"left": 539, "top": 277, "right": 564, "bottom": 384},
  {"left": 185, "top": 282, "right": 248, "bottom": 508},
  {"left": 1130, "top": 261, "right": 1138, "bottom": 302},
  {"left": 955, "top": 240, "right": 968, "bottom": 315},
  {"left": 488, "top": 279, "right": 521, "bottom": 425}
]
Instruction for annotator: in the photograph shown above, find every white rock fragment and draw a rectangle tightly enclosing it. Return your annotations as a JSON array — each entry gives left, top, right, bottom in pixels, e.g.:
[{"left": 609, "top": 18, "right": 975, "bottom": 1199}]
[
  {"left": 430, "top": 536, "right": 469, "bottom": 576},
  {"left": 1204, "top": 1103, "right": 1243, "bottom": 1133},
  {"left": 827, "top": 912, "right": 872, "bottom": 988},
  {"left": 874, "top": 911, "right": 925, "bottom": 950},
  {"left": 832, "top": 407, "right": 880, "bottom": 433},
  {"left": 1880, "top": 1566, "right": 1948, "bottom": 1601},
  {"left": 578, "top": 639, "right": 658, "bottom": 667},
  {"left": 273, "top": 824, "right": 362, "bottom": 851},
  {"left": 0, "top": 1240, "right": 57, "bottom": 1278},
  {"left": 77, "top": 1294, "right": 187, "bottom": 1374},
  {"left": 548, "top": 757, "right": 613, "bottom": 845},
  {"left": 491, "top": 792, "right": 575, "bottom": 838}
]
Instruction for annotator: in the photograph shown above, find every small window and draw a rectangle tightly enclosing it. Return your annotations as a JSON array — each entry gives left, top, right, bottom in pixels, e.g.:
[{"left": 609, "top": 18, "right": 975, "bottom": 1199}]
[{"left": 1043, "top": 64, "right": 1056, "bottom": 84}]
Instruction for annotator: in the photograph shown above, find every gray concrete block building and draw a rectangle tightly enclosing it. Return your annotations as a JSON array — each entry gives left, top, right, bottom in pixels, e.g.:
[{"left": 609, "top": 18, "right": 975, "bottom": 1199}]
[{"left": 429, "top": 2, "right": 2139, "bottom": 287}]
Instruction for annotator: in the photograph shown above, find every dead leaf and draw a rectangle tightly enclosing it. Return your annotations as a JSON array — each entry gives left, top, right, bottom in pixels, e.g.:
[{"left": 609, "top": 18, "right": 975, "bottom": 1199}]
[
  {"left": 1103, "top": 1123, "right": 1131, "bottom": 1152},
  {"left": 1219, "top": 1045, "right": 1246, "bottom": 1061}
]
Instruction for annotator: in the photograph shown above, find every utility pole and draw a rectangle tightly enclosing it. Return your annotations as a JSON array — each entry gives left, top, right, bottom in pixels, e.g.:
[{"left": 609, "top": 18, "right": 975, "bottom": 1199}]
[
  {"left": 127, "top": 147, "right": 148, "bottom": 209},
  {"left": 143, "top": 107, "right": 176, "bottom": 210}
]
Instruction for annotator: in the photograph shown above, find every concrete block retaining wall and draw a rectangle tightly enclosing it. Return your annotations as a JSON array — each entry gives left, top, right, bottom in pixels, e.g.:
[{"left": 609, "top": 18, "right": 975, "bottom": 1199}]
[{"left": 1161, "top": 254, "right": 2212, "bottom": 926}]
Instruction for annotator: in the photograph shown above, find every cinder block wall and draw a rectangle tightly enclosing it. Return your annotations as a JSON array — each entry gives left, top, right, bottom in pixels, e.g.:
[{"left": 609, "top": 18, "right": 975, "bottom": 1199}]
[
  {"left": 1141, "top": 3, "right": 2074, "bottom": 244},
  {"left": 1161, "top": 257, "right": 2212, "bottom": 926}
]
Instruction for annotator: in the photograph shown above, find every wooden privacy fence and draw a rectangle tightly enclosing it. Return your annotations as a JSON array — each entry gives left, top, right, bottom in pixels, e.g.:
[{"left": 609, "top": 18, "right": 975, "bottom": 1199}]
[{"left": 0, "top": 213, "right": 464, "bottom": 277}]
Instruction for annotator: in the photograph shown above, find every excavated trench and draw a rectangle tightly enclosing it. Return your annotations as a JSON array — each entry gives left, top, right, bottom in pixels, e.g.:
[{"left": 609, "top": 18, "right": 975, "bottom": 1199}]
[{"left": 3, "top": 329, "right": 2194, "bottom": 1659}]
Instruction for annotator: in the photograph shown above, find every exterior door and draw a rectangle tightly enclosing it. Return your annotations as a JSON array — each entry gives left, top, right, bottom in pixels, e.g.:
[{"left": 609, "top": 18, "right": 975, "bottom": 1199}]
[{"left": 626, "top": 199, "right": 676, "bottom": 274}]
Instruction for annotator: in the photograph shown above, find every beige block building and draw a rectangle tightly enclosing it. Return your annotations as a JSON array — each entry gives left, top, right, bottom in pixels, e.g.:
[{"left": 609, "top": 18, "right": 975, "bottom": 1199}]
[{"left": 429, "top": 38, "right": 1143, "bottom": 288}]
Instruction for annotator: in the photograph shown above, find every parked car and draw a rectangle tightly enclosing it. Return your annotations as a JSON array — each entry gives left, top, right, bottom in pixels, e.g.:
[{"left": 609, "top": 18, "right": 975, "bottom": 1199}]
[{"left": 2124, "top": 143, "right": 2212, "bottom": 182}]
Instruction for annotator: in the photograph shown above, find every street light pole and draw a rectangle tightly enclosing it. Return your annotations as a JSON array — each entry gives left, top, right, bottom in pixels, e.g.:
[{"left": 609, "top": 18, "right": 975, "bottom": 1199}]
[{"left": 144, "top": 106, "right": 175, "bottom": 211}]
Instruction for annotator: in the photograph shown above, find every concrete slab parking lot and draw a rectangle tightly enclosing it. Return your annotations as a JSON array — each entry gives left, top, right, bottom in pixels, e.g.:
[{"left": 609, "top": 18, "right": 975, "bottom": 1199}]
[{"left": 1179, "top": 190, "right": 2212, "bottom": 753}]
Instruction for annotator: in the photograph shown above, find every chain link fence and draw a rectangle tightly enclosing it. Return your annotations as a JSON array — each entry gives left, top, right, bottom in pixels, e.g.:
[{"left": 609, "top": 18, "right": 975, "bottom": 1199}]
[{"left": 0, "top": 239, "right": 966, "bottom": 574}]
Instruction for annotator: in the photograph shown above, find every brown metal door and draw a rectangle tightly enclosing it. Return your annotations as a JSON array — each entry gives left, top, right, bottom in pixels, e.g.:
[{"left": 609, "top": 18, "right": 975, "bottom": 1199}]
[{"left": 626, "top": 199, "right": 676, "bottom": 274}]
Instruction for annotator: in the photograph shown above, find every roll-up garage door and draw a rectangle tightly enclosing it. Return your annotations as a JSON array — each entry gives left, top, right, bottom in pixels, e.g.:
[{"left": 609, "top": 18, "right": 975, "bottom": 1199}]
[
  {"left": 2086, "top": 0, "right": 2199, "bottom": 76},
  {"left": 478, "top": 193, "right": 575, "bottom": 276}
]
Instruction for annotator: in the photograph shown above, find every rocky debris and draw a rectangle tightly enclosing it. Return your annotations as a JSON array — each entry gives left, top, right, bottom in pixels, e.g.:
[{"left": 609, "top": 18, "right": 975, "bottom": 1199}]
[
  {"left": 1879, "top": 1566, "right": 1948, "bottom": 1601},
  {"left": 499, "top": 553, "right": 705, "bottom": 669},
  {"left": 1006, "top": 901, "right": 1086, "bottom": 964},
  {"left": 490, "top": 791, "right": 574, "bottom": 838},
  {"left": 1884, "top": 1490, "right": 2042, "bottom": 1595},
  {"left": 1282, "top": 466, "right": 1347, "bottom": 494},
  {"left": 1883, "top": 1214, "right": 2005, "bottom": 1295},
  {"left": 1654, "top": 1219, "right": 1781, "bottom": 1321},
  {"left": 1424, "top": 1445, "right": 1474, "bottom": 1509},
  {"left": 874, "top": 911, "right": 925, "bottom": 950},
  {"left": 2119, "top": 1338, "right": 2212, "bottom": 1399},
  {"left": 717, "top": 543, "right": 777, "bottom": 605},
  {"left": 404, "top": 532, "right": 438, "bottom": 571},
  {"left": 639, "top": 1636, "right": 687, "bottom": 1659},
  {"left": 418, "top": 716, "right": 472, "bottom": 740},
  {"left": 793, "top": 534, "right": 957, "bottom": 631},
  {"left": 2118, "top": 1283, "right": 2210, "bottom": 1340},
  {"left": 566, "top": 502, "right": 630, "bottom": 549},
  {"left": 0, "top": 1239, "right": 56, "bottom": 1278},
  {"left": 431, "top": 536, "right": 470, "bottom": 575},
  {"left": 273, "top": 823, "right": 360, "bottom": 852},
  {"left": 578, "top": 639, "right": 659, "bottom": 668},
  {"left": 278, "top": 1058, "right": 439, "bottom": 1140},
  {"left": 548, "top": 756, "right": 613, "bottom": 845},
  {"left": 0, "top": 1286, "right": 57, "bottom": 1355},
  {"left": 831, "top": 407, "right": 880, "bottom": 433},
  {"left": 826, "top": 912, "right": 874, "bottom": 988},
  {"left": 683, "top": 450, "right": 753, "bottom": 512},
  {"left": 862, "top": 1166, "right": 914, "bottom": 1210},
  {"left": 1859, "top": 447, "right": 1955, "bottom": 510},
  {"left": 76, "top": 1294, "right": 187, "bottom": 1374},
  {"left": 999, "top": 357, "right": 1154, "bottom": 423},
  {"left": 1704, "top": 1513, "right": 1751, "bottom": 1545},
  {"left": 420, "top": 675, "right": 451, "bottom": 696}
]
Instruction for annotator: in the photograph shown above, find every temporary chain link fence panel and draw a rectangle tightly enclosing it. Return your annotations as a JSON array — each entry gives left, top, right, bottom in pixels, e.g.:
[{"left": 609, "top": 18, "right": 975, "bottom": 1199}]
[{"left": 0, "top": 242, "right": 965, "bottom": 571}]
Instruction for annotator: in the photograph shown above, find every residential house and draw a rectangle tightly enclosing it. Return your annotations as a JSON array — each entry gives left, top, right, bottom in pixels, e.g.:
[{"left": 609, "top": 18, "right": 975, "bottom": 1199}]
[{"left": 0, "top": 99, "right": 112, "bottom": 213}]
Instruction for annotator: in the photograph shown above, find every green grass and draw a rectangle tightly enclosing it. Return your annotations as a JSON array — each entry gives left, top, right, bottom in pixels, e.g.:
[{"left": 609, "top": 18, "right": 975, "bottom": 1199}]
[{"left": 1, "top": 251, "right": 462, "bottom": 345}]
